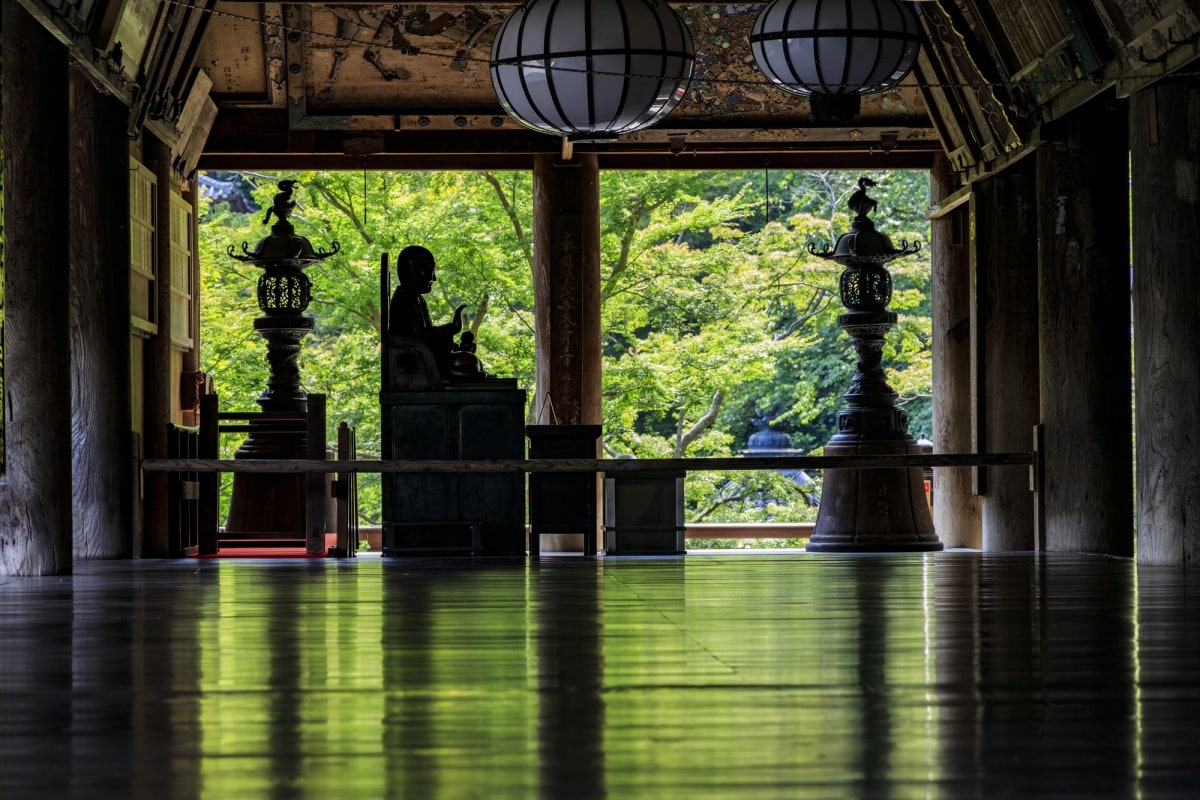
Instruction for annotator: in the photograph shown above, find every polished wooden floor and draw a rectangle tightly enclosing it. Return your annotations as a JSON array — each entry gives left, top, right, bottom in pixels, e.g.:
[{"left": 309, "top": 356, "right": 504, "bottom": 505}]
[{"left": 2, "top": 551, "right": 1198, "bottom": 799}]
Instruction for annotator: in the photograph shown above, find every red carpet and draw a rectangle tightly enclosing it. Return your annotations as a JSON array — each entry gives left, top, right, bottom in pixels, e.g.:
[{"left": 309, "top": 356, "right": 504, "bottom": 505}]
[{"left": 198, "top": 534, "right": 339, "bottom": 559}]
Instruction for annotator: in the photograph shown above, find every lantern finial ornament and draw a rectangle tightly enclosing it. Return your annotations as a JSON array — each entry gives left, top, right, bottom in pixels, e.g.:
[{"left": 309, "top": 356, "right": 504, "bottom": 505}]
[
  {"left": 750, "top": 0, "right": 921, "bottom": 122},
  {"left": 490, "top": 0, "right": 695, "bottom": 140}
]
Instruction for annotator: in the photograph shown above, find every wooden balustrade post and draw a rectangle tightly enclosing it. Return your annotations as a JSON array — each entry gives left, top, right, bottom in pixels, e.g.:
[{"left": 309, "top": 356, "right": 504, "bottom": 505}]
[
  {"left": 198, "top": 394, "right": 220, "bottom": 555},
  {"left": 306, "top": 394, "right": 327, "bottom": 555}
]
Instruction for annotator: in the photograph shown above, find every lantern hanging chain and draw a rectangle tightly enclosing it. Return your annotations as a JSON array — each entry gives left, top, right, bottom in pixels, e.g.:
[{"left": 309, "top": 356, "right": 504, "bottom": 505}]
[{"left": 163, "top": 0, "right": 1200, "bottom": 95}]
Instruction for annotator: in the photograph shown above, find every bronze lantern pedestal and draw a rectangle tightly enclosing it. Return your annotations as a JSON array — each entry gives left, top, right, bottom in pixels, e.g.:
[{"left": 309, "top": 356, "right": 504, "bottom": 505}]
[{"left": 806, "top": 178, "right": 940, "bottom": 553}]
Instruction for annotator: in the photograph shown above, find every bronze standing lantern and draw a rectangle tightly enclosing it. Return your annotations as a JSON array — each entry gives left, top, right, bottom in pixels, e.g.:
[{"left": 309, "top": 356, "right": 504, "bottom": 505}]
[
  {"left": 224, "top": 181, "right": 339, "bottom": 538},
  {"left": 806, "top": 177, "right": 941, "bottom": 552},
  {"left": 229, "top": 180, "right": 339, "bottom": 423}
]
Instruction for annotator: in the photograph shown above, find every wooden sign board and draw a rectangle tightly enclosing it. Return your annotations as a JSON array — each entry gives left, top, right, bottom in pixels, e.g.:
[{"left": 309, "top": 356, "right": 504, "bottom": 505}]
[
  {"left": 175, "top": 69, "right": 214, "bottom": 142},
  {"left": 193, "top": 2, "right": 271, "bottom": 97},
  {"left": 176, "top": 96, "right": 219, "bottom": 179},
  {"left": 96, "top": 0, "right": 163, "bottom": 78}
]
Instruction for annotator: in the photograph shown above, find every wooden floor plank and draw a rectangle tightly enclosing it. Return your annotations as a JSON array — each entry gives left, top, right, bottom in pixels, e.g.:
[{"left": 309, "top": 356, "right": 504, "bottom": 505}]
[{"left": 0, "top": 552, "right": 1196, "bottom": 798}]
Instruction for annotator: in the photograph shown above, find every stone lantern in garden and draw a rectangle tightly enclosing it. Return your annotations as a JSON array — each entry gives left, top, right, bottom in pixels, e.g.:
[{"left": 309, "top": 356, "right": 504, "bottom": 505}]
[{"left": 805, "top": 177, "right": 941, "bottom": 552}]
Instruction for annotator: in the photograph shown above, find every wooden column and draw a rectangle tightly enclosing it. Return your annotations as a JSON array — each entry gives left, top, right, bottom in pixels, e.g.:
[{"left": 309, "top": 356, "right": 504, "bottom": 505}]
[
  {"left": 1036, "top": 97, "right": 1133, "bottom": 556},
  {"left": 972, "top": 160, "right": 1039, "bottom": 551},
  {"left": 0, "top": 2, "right": 72, "bottom": 575},
  {"left": 1131, "top": 79, "right": 1200, "bottom": 565},
  {"left": 532, "top": 154, "right": 602, "bottom": 426},
  {"left": 142, "top": 135, "right": 175, "bottom": 557},
  {"left": 70, "top": 69, "right": 134, "bottom": 560},
  {"left": 532, "top": 154, "right": 602, "bottom": 554},
  {"left": 930, "top": 153, "right": 981, "bottom": 548}
]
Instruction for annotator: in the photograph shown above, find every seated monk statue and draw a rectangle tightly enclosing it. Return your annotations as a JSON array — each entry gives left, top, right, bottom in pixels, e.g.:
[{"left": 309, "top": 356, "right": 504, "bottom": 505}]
[{"left": 389, "top": 245, "right": 484, "bottom": 382}]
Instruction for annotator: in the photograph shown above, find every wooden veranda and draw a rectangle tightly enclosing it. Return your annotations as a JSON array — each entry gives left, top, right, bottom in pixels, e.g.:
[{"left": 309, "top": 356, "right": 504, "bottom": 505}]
[{"left": 2, "top": 1, "right": 1199, "bottom": 572}]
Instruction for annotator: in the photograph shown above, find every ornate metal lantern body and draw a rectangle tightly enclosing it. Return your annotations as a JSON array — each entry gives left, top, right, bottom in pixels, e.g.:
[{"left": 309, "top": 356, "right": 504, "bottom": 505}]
[
  {"left": 805, "top": 177, "right": 941, "bottom": 552},
  {"left": 490, "top": 0, "right": 695, "bottom": 139},
  {"left": 228, "top": 181, "right": 339, "bottom": 418},
  {"left": 750, "top": 0, "right": 921, "bottom": 121}
]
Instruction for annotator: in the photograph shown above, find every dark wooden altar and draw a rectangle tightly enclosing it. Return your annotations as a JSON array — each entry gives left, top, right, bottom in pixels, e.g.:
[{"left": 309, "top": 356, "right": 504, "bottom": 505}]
[{"left": 381, "top": 387, "right": 526, "bottom": 556}]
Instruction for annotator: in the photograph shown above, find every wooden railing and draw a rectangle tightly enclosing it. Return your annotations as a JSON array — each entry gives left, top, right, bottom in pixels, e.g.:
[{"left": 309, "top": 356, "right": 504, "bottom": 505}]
[
  {"left": 144, "top": 452, "right": 1035, "bottom": 475},
  {"left": 195, "top": 393, "right": 328, "bottom": 556},
  {"left": 330, "top": 422, "right": 359, "bottom": 557},
  {"left": 144, "top": 450, "right": 1037, "bottom": 555},
  {"left": 686, "top": 523, "right": 815, "bottom": 540},
  {"left": 165, "top": 423, "right": 200, "bottom": 556}
]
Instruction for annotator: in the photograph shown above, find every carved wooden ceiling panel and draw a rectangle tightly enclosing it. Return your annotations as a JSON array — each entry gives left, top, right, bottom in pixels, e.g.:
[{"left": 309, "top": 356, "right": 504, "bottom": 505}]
[
  {"left": 19, "top": 0, "right": 1200, "bottom": 176},
  {"left": 196, "top": 3, "right": 932, "bottom": 130}
]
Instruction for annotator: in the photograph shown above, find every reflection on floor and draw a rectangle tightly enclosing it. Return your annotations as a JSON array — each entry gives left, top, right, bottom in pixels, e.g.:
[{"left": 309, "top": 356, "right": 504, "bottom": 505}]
[{"left": 1, "top": 552, "right": 1198, "bottom": 799}]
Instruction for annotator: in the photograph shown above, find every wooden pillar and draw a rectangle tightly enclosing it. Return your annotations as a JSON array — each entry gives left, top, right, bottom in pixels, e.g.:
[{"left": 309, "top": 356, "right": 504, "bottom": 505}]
[
  {"left": 70, "top": 69, "right": 134, "bottom": 560},
  {"left": 1131, "top": 79, "right": 1200, "bottom": 565},
  {"left": 142, "top": 135, "right": 175, "bottom": 557},
  {"left": 532, "top": 154, "right": 602, "bottom": 426},
  {"left": 972, "top": 160, "right": 1039, "bottom": 551},
  {"left": 930, "top": 153, "right": 981, "bottom": 548},
  {"left": 1036, "top": 96, "right": 1133, "bottom": 556},
  {"left": 0, "top": 2, "right": 73, "bottom": 575},
  {"left": 532, "top": 154, "right": 602, "bottom": 554}
]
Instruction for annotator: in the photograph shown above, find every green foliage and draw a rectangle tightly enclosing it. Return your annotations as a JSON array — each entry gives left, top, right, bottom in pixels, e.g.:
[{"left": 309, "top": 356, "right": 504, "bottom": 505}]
[
  {"left": 198, "top": 168, "right": 932, "bottom": 528},
  {"left": 597, "top": 169, "right": 932, "bottom": 523}
]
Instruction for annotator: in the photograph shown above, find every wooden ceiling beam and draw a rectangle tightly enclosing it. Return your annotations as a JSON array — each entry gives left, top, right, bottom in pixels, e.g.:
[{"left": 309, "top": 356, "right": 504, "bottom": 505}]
[
  {"left": 199, "top": 148, "right": 937, "bottom": 172},
  {"left": 200, "top": 124, "right": 940, "bottom": 172},
  {"left": 201, "top": 106, "right": 941, "bottom": 172},
  {"left": 214, "top": 1, "right": 642, "bottom": 4},
  {"left": 15, "top": 0, "right": 134, "bottom": 104}
]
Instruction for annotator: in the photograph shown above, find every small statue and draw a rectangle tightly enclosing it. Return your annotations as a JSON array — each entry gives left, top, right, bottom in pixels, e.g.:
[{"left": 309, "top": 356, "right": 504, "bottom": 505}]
[
  {"left": 449, "top": 330, "right": 487, "bottom": 378},
  {"left": 263, "top": 179, "right": 298, "bottom": 227},
  {"left": 389, "top": 245, "right": 482, "bottom": 381},
  {"left": 848, "top": 176, "right": 878, "bottom": 220}
]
